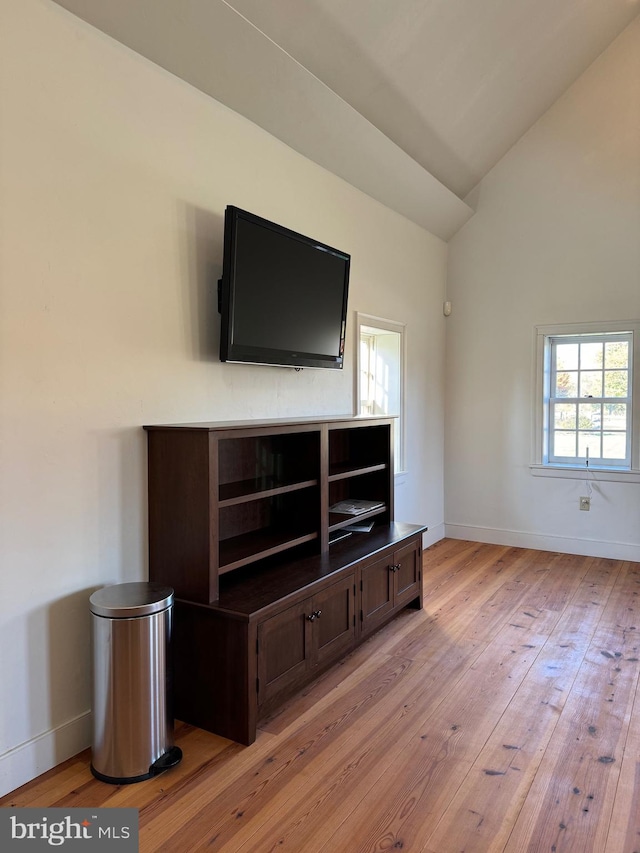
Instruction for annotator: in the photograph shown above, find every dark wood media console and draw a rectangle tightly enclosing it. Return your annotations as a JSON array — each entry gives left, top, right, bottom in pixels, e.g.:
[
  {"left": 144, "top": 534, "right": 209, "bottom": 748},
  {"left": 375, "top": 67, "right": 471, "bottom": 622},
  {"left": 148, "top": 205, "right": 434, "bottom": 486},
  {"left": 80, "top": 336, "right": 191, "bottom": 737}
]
[{"left": 145, "top": 415, "right": 427, "bottom": 745}]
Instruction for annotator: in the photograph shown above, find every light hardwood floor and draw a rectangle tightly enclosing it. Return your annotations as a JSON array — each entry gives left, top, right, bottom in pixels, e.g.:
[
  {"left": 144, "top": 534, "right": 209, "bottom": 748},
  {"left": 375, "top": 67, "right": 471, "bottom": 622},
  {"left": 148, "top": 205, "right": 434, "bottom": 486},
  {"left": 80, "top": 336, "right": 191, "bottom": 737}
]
[{"left": 3, "top": 539, "right": 640, "bottom": 852}]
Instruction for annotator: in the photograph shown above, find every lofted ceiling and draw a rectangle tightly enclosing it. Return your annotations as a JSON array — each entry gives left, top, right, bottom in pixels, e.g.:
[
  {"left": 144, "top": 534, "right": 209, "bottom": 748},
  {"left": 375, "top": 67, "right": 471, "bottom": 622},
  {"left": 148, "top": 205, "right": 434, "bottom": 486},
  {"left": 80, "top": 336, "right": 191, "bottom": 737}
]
[{"left": 51, "top": 0, "right": 639, "bottom": 240}]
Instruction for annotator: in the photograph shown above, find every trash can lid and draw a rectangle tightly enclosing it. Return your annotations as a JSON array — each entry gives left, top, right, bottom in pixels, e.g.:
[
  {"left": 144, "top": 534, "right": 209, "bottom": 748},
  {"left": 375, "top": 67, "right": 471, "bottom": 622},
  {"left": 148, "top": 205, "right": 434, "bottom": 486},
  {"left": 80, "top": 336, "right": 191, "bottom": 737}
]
[{"left": 89, "top": 582, "right": 174, "bottom": 618}]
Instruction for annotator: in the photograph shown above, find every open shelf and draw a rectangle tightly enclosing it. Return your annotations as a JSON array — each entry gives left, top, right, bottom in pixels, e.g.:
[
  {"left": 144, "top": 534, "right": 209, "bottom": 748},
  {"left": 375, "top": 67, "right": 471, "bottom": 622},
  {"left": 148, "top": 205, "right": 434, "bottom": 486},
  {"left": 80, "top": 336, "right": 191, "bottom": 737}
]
[
  {"left": 328, "top": 505, "right": 387, "bottom": 533},
  {"left": 145, "top": 416, "right": 394, "bottom": 604},
  {"left": 219, "top": 431, "right": 319, "bottom": 498},
  {"left": 219, "top": 476, "right": 319, "bottom": 506},
  {"left": 328, "top": 462, "right": 387, "bottom": 482},
  {"left": 328, "top": 424, "right": 390, "bottom": 472},
  {"left": 219, "top": 486, "right": 319, "bottom": 565},
  {"left": 219, "top": 527, "right": 319, "bottom": 574}
]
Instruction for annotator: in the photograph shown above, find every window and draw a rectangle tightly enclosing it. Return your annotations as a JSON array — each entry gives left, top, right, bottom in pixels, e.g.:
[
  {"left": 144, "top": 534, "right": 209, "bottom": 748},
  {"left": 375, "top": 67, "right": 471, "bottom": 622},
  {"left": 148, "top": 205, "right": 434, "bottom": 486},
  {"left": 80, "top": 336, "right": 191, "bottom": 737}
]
[
  {"left": 535, "top": 321, "right": 640, "bottom": 474},
  {"left": 356, "top": 314, "right": 405, "bottom": 473},
  {"left": 548, "top": 333, "right": 631, "bottom": 466}
]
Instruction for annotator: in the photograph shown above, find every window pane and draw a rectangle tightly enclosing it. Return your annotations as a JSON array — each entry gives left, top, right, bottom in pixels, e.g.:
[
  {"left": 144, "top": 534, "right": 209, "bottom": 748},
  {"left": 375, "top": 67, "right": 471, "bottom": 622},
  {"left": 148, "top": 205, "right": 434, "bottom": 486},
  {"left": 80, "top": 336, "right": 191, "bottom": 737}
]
[
  {"left": 554, "top": 431, "right": 577, "bottom": 457},
  {"left": 580, "top": 342, "right": 603, "bottom": 370},
  {"left": 605, "top": 340, "right": 629, "bottom": 369},
  {"left": 580, "top": 371, "right": 603, "bottom": 398},
  {"left": 553, "top": 403, "right": 576, "bottom": 429},
  {"left": 360, "top": 337, "right": 373, "bottom": 411},
  {"left": 578, "top": 432, "right": 601, "bottom": 459},
  {"left": 555, "top": 372, "right": 577, "bottom": 397},
  {"left": 603, "top": 403, "right": 627, "bottom": 430},
  {"left": 604, "top": 370, "right": 628, "bottom": 397},
  {"left": 578, "top": 403, "right": 601, "bottom": 429},
  {"left": 603, "top": 432, "right": 626, "bottom": 459},
  {"left": 556, "top": 343, "right": 578, "bottom": 370}
]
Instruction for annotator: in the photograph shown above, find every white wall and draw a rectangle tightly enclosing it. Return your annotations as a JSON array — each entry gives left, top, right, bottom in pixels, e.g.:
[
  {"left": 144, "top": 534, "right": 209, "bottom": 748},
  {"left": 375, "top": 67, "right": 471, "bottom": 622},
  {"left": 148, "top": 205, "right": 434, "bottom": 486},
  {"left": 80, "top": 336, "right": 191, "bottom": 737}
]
[
  {"left": 0, "top": 0, "right": 447, "bottom": 796},
  {"left": 446, "top": 17, "right": 640, "bottom": 559}
]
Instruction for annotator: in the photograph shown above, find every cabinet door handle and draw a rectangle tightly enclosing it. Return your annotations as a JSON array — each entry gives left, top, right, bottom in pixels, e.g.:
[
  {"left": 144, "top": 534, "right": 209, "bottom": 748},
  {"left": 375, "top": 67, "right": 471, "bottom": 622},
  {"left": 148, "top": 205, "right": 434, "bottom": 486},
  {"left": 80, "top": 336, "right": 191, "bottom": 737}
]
[
  {"left": 314, "top": 609, "right": 322, "bottom": 619},
  {"left": 307, "top": 613, "right": 317, "bottom": 622},
  {"left": 389, "top": 564, "right": 400, "bottom": 573}
]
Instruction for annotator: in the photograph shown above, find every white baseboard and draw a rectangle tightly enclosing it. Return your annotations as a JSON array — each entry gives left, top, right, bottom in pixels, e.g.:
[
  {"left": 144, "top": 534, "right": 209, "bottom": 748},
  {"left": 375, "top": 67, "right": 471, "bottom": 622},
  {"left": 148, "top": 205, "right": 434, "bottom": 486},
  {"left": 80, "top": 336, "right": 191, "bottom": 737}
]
[
  {"left": 422, "top": 523, "right": 445, "bottom": 549},
  {"left": 0, "top": 712, "right": 91, "bottom": 799},
  {"left": 444, "top": 523, "right": 640, "bottom": 562}
]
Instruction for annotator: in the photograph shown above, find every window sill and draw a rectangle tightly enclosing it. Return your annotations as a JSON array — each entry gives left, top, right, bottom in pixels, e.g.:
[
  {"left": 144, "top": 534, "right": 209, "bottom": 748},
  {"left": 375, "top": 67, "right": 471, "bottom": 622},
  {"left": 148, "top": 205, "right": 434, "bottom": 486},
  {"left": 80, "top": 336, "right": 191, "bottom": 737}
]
[{"left": 530, "top": 464, "right": 640, "bottom": 483}]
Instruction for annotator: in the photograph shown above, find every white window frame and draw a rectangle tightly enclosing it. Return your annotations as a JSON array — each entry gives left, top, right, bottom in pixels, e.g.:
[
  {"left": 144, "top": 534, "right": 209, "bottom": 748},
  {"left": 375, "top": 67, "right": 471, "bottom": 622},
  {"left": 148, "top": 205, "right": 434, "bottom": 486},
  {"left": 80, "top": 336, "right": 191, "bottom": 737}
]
[
  {"left": 533, "top": 320, "right": 640, "bottom": 481},
  {"left": 355, "top": 313, "right": 406, "bottom": 474}
]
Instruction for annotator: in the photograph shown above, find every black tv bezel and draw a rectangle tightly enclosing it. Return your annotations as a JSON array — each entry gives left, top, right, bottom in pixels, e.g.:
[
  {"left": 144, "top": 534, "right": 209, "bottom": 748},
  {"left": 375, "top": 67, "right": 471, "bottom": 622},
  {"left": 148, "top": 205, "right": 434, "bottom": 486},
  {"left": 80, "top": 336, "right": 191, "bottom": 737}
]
[{"left": 218, "top": 206, "right": 350, "bottom": 370}]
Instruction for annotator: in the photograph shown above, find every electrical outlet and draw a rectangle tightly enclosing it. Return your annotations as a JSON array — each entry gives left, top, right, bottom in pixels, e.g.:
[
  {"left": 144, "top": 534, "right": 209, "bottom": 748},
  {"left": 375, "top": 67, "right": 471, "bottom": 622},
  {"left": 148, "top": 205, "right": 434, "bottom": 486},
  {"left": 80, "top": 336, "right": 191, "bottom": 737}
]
[{"left": 579, "top": 496, "right": 591, "bottom": 511}]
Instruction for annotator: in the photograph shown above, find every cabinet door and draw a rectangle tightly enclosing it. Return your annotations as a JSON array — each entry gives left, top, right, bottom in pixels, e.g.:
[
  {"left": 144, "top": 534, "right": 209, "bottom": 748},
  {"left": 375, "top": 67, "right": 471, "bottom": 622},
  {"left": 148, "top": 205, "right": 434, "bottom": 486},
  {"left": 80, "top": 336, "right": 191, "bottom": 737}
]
[
  {"left": 360, "top": 553, "right": 394, "bottom": 634},
  {"left": 393, "top": 539, "right": 422, "bottom": 608},
  {"left": 257, "top": 600, "right": 311, "bottom": 706},
  {"left": 312, "top": 574, "right": 356, "bottom": 668}
]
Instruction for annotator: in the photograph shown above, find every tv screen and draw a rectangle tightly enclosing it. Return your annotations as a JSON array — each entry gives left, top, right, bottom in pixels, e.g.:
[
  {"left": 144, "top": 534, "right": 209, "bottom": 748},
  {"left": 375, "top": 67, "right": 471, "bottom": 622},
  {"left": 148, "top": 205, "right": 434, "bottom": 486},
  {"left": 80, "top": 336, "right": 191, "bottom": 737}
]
[{"left": 219, "top": 206, "right": 350, "bottom": 369}]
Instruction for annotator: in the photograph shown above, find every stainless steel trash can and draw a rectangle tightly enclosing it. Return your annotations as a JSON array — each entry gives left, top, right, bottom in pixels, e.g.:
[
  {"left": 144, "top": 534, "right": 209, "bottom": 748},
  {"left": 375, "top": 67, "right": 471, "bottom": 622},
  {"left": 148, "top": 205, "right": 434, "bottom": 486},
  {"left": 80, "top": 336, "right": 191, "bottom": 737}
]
[{"left": 89, "top": 582, "right": 182, "bottom": 784}]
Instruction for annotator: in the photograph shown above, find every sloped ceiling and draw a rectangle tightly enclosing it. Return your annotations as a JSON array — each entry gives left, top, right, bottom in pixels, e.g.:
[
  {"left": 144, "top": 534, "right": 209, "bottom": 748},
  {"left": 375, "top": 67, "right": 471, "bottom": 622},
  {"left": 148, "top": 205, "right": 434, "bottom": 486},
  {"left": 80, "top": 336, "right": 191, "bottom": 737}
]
[{"left": 51, "top": 0, "right": 639, "bottom": 240}]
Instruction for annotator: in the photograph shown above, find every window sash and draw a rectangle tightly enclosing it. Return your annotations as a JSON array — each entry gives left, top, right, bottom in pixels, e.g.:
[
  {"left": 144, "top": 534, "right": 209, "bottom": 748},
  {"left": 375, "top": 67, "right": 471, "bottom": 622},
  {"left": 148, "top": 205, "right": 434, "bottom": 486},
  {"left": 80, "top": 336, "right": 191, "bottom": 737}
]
[
  {"left": 359, "top": 332, "right": 377, "bottom": 416},
  {"left": 545, "top": 331, "right": 633, "bottom": 469},
  {"left": 355, "top": 313, "right": 405, "bottom": 473}
]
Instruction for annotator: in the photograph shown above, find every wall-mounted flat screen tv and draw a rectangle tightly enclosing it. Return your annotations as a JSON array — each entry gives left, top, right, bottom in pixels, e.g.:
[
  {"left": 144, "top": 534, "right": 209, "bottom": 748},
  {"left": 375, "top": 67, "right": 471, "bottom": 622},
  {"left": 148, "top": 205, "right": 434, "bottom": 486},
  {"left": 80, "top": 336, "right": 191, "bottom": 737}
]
[{"left": 218, "top": 206, "right": 350, "bottom": 369}]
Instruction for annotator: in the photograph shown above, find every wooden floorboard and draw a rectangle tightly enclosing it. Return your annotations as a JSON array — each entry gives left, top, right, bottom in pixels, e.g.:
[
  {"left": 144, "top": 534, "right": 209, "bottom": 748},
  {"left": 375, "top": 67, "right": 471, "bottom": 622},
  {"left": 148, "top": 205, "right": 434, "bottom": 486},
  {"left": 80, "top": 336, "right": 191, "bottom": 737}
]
[{"left": 3, "top": 540, "right": 640, "bottom": 852}]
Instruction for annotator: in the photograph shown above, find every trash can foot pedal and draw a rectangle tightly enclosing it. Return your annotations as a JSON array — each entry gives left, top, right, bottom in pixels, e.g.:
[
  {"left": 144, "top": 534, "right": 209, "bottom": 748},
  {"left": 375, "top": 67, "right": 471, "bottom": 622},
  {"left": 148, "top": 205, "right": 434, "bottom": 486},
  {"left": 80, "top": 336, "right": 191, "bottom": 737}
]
[{"left": 150, "top": 746, "right": 183, "bottom": 776}]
